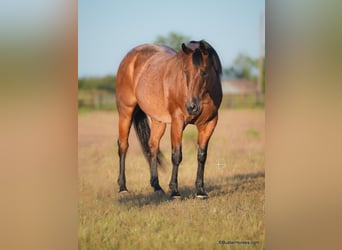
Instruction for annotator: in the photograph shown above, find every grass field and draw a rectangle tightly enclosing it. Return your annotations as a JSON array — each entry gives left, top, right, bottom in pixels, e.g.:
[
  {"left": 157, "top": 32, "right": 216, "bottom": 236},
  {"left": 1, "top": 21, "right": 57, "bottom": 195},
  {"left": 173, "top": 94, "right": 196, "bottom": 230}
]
[{"left": 78, "top": 109, "right": 265, "bottom": 249}]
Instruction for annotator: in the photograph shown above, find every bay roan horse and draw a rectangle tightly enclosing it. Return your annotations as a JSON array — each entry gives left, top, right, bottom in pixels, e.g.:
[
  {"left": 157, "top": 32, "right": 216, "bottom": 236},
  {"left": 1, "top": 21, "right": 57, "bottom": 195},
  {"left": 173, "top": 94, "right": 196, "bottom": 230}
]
[{"left": 116, "top": 40, "right": 222, "bottom": 199}]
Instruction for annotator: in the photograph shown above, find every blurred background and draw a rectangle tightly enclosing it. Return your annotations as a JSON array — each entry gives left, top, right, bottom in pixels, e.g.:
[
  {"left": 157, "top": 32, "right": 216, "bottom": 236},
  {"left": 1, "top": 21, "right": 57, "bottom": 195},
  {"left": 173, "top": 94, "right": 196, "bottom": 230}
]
[
  {"left": 78, "top": 0, "right": 265, "bottom": 111},
  {"left": 1, "top": 0, "right": 342, "bottom": 249},
  {"left": 77, "top": 2, "right": 266, "bottom": 249}
]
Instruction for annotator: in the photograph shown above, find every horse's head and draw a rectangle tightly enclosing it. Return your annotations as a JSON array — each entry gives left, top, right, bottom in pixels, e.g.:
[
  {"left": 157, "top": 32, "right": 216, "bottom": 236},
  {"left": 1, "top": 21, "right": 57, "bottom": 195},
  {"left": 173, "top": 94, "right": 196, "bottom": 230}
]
[{"left": 180, "top": 40, "right": 222, "bottom": 116}]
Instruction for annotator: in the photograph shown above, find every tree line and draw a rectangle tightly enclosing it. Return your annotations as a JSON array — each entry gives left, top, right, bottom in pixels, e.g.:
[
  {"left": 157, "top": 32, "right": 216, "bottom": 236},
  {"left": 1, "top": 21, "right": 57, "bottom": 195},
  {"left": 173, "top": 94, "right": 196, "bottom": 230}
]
[
  {"left": 78, "top": 75, "right": 116, "bottom": 93},
  {"left": 78, "top": 32, "right": 265, "bottom": 93}
]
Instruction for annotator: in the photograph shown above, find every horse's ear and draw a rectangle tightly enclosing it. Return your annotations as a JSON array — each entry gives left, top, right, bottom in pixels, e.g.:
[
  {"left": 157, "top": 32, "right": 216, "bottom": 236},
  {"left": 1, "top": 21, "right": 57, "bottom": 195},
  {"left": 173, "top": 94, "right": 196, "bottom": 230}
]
[
  {"left": 199, "top": 40, "right": 208, "bottom": 55},
  {"left": 182, "top": 43, "right": 193, "bottom": 54}
]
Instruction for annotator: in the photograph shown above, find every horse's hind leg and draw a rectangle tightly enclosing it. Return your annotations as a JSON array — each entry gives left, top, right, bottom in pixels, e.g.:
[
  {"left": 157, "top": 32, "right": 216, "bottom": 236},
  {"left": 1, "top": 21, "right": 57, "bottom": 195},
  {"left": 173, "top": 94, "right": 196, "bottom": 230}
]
[
  {"left": 117, "top": 107, "right": 135, "bottom": 192},
  {"left": 148, "top": 119, "right": 166, "bottom": 192}
]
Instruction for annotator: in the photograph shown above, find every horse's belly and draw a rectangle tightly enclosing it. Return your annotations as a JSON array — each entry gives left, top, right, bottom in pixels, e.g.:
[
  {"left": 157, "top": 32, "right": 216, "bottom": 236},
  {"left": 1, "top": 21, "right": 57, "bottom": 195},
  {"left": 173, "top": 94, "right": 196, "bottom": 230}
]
[
  {"left": 149, "top": 113, "right": 172, "bottom": 123},
  {"left": 138, "top": 100, "right": 171, "bottom": 123},
  {"left": 136, "top": 92, "right": 171, "bottom": 123}
]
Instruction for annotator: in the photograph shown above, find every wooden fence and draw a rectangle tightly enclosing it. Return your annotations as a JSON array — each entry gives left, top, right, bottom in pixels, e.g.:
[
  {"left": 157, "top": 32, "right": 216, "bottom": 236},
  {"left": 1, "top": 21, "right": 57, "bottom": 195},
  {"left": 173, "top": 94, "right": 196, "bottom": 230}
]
[
  {"left": 78, "top": 90, "right": 264, "bottom": 110},
  {"left": 78, "top": 90, "right": 116, "bottom": 110}
]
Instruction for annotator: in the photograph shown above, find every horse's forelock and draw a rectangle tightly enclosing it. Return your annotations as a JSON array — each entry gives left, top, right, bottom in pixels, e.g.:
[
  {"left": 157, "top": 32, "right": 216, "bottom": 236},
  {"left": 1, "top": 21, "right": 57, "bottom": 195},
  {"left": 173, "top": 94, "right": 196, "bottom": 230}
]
[
  {"left": 192, "top": 48, "right": 203, "bottom": 67},
  {"left": 187, "top": 40, "right": 222, "bottom": 74}
]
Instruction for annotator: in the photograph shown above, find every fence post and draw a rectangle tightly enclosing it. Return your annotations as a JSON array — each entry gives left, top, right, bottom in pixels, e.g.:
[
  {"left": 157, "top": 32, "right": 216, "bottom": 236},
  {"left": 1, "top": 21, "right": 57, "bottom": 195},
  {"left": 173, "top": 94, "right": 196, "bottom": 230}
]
[
  {"left": 99, "top": 93, "right": 103, "bottom": 109},
  {"left": 91, "top": 91, "right": 96, "bottom": 109}
]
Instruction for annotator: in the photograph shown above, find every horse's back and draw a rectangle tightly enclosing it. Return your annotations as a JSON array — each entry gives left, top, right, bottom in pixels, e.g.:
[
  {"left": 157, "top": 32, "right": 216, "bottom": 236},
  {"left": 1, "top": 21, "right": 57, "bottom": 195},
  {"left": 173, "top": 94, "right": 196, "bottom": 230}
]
[
  {"left": 117, "top": 44, "right": 175, "bottom": 78},
  {"left": 117, "top": 44, "right": 174, "bottom": 90},
  {"left": 116, "top": 44, "right": 175, "bottom": 116}
]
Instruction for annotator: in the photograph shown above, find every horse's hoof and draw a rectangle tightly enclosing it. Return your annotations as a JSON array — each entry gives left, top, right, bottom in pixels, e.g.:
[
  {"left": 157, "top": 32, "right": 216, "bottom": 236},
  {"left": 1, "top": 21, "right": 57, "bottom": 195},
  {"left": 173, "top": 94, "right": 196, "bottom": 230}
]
[
  {"left": 171, "top": 195, "right": 182, "bottom": 200},
  {"left": 171, "top": 191, "right": 181, "bottom": 200},
  {"left": 119, "top": 188, "right": 129, "bottom": 194},
  {"left": 196, "top": 193, "right": 209, "bottom": 199}
]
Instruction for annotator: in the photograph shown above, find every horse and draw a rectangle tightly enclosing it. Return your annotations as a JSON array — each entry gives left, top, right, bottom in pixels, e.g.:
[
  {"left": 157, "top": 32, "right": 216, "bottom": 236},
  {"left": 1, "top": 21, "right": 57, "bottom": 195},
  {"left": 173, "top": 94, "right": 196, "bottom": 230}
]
[{"left": 115, "top": 40, "right": 222, "bottom": 199}]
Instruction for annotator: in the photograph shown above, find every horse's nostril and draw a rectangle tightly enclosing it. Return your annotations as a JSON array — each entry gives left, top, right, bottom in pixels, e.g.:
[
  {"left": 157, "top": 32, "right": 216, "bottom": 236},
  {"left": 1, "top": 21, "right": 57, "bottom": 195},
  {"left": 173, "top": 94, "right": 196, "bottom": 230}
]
[
  {"left": 190, "top": 103, "right": 198, "bottom": 112},
  {"left": 186, "top": 100, "right": 200, "bottom": 115}
]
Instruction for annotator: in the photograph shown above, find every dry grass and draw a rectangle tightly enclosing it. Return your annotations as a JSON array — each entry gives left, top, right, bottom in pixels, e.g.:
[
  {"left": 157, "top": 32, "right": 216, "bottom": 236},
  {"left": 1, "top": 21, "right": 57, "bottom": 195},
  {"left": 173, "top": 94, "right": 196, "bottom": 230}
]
[{"left": 78, "top": 109, "right": 265, "bottom": 249}]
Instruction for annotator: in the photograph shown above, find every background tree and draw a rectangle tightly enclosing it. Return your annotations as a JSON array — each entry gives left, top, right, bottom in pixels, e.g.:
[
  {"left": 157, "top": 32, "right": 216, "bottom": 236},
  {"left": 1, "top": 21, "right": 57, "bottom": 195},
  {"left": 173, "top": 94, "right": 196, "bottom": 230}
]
[
  {"left": 223, "top": 53, "right": 265, "bottom": 94},
  {"left": 78, "top": 75, "right": 116, "bottom": 93},
  {"left": 261, "top": 56, "right": 265, "bottom": 93},
  {"left": 223, "top": 66, "right": 243, "bottom": 79},
  {"left": 154, "top": 32, "right": 191, "bottom": 51},
  {"left": 233, "top": 53, "right": 258, "bottom": 82}
]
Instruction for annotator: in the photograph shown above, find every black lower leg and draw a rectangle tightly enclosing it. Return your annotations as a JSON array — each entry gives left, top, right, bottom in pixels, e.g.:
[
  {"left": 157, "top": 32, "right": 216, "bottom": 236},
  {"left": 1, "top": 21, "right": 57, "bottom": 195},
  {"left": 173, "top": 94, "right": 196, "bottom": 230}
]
[
  {"left": 169, "top": 147, "right": 182, "bottom": 197},
  {"left": 196, "top": 146, "right": 207, "bottom": 196},
  {"left": 150, "top": 156, "right": 163, "bottom": 192},
  {"left": 117, "top": 139, "right": 128, "bottom": 192}
]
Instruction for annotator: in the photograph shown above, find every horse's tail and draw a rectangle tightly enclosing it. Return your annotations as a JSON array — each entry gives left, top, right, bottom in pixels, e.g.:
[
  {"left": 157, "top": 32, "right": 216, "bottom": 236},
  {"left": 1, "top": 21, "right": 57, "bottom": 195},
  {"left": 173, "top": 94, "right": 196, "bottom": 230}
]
[{"left": 132, "top": 107, "right": 166, "bottom": 171}]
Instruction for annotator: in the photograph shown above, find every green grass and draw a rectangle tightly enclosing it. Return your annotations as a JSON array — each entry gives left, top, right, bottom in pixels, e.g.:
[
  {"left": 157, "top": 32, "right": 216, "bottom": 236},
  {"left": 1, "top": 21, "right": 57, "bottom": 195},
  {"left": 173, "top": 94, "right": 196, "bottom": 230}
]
[
  {"left": 79, "top": 109, "right": 265, "bottom": 249},
  {"left": 221, "top": 94, "right": 264, "bottom": 109},
  {"left": 182, "top": 126, "right": 198, "bottom": 145},
  {"left": 245, "top": 129, "right": 260, "bottom": 138},
  {"left": 78, "top": 104, "right": 117, "bottom": 115},
  {"left": 79, "top": 175, "right": 264, "bottom": 250}
]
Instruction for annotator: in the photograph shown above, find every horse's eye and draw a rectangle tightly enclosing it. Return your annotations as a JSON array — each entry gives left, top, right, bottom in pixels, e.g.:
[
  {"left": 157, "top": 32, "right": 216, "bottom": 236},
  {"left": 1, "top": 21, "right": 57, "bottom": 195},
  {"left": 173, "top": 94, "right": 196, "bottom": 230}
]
[{"left": 200, "top": 70, "right": 208, "bottom": 78}]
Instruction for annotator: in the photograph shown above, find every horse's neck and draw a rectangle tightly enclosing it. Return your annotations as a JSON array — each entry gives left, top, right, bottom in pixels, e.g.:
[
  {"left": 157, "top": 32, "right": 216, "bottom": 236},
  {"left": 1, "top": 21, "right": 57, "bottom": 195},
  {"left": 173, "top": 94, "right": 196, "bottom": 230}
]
[{"left": 166, "top": 55, "right": 186, "bottom": 81}]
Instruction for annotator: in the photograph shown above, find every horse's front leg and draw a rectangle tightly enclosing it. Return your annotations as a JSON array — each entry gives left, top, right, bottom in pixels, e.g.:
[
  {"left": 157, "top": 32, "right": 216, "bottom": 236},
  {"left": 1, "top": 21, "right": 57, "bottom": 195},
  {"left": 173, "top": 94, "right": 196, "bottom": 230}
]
[
  {"left": 195, "top": 117, "right": 218, "bottom": 199},
  {"left": 169, "top": 117, "right": 184, "bottom": 199}
]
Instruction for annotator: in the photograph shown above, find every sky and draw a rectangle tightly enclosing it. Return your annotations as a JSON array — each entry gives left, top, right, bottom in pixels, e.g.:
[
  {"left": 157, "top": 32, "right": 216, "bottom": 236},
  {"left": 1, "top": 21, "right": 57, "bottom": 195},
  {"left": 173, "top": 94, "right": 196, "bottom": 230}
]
[{"left": 78, "top": 0, "right": 264, "bottom": 77}]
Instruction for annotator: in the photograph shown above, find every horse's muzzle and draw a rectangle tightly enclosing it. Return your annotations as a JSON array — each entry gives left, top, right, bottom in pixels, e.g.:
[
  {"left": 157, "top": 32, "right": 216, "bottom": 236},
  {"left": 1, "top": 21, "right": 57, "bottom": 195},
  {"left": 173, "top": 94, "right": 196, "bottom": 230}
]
[{"left": 186, "top": 99, "right": 201, "bottom": 116}]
